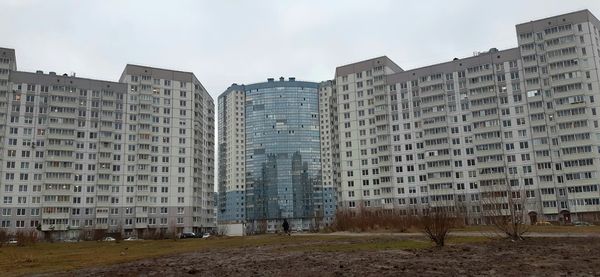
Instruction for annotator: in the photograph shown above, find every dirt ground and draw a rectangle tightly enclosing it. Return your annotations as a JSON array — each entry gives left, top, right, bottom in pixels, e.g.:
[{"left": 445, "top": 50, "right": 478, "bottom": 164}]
[{"left": 53, "top": 236, "right": 600, "bottom": 277}]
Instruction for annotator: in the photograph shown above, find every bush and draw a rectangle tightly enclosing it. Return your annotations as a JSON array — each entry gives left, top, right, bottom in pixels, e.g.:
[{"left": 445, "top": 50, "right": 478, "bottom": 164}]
[
  {"left": 113, "top": 232, "right": 123, "bottom": 243},
  {"left": 417, "top": 207, "right": 458, "bottom": 247},
  {"left": 93, "top": 229, "right": 107, "bottom": 241},
  {"left": 332, "top": 208, "right": 416, "bottom": 232},
  {"left": 78, "top": 229, "right": 92, "bottom": 241},
  {"left": 15, "top": 230, "right": 39, "bottom": 246},
  {"left": 140, "top": 228, "right": 167, "bottom": 240},
  {"left": 481, "top": 184, "right": 529, "bottom": 241},
  {"left": 142, "top": 228, "right": 167, "bottom": 240},
  {"left": 0, "top": 229, "right": 8, "bottom": 247}
]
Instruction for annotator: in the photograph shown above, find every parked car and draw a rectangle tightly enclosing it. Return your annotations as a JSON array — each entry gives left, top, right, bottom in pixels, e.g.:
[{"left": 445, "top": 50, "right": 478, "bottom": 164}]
[
  {"left": 8, "top": 239, "right": 18, "bottom": 245},
  {"left": 574, "top": 221, "right": 593, "bottom": 226},
  {"left": 180, "top": 232, "right": 198, "bottom": 239},
  {"left": 103, "top": 236, "right": 116, "bottom": 242},
  {"left": 202, "top": 233, "right": 211, "bottom": 239},
  {"left": 535, "top": 221, "right": 552, "bottom": 226},
  {"left": 124, "top": 236, "right": 142, "bottom": 241}
]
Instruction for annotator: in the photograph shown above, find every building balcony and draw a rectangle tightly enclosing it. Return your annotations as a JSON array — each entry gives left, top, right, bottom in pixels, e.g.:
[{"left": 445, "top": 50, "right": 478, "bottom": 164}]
[
  {"left": 424, "top": 153, "right": 452, "bottom": 162},
  {"left": 423, "top": 131, "right": 450, "bottom": 140},
  {"left": 44, "top": 177, "right": 74, "bottom": 184},
  {"left": 471, "top": 111, "right": 501, "bottom": 122},
  {"left": 476, "top": 172, "right": 507, "bottom": 181},
  {"left": 40, "top": 223, "right": 69, "bottom": 231},
  {"left": 421, "top": 109, "right": 448, "bottom": 118},
  {"left": 46, "top": 155, "right": 73, "bottom": 162},
  {"left": 46, "top": 133, "right": 75, "bottom": 140},
  {"left": 470, "top": 102, "right": 498, "bottom": 111},
  {"left": 46, "top": 145, "right": 76, "bottom": 152},
  {"left": 418, "top": 88, "right": 445, "bottom": 99},
  {"left": 472, "top": 124, "right": 501, "bottom": 134},
  {"left": 44, "top": 166, "right": 74, "bottom": 173},
  {"left": 475, "top": 160, "right": 504, "bottom": 169},
  {"left": 420, "top": 99, "right": 446, "bottom": 108},
  {"left": 98, "top": 167, "right": 112, "bottom": 174},
  {"left": 41, "top": 212, "right": 70, "bottom": 219},
  {"left": 97, "top": 178, "right": 113, "bottom": 185},
  {"left": 554, "top": 111, "right": 590, "bottom": 123},
  {"left": 551, "top": 74, "right": 584, "bottom": 89},
  {"left": 422, "top": 119, "right": 449, "bottom": 129},
  {"left": 545, "top": 41, "right": 576, "bottom": 52}
]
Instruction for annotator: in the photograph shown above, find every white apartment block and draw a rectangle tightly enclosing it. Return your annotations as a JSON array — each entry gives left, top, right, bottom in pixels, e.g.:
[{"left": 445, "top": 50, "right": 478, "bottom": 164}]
[
  {"left": 326, "top": 10, "right": 600, "bottom": 224},
  {"left": 318, "top": 80, "right": 338, "bottom": 224},
  {"left": 217, "top": 84, "right": 246, "bottom": 223},
  {"left": 118, "top": 65, "right": 215, "bottom": 235},
  {"left": 0, "top": 52, "right": 215, "bottom": 239},
  {"left": 0, "top": 48, "right": 17, "bottom": 185},
  {"left": 332, "top": 57, "right": 404, "bottom": 213}
]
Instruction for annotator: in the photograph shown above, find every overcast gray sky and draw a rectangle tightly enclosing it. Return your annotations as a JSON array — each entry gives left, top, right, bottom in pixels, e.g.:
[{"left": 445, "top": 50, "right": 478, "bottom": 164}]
[{"left": 2, "top": 0, "right": 600, "bottom": 98}]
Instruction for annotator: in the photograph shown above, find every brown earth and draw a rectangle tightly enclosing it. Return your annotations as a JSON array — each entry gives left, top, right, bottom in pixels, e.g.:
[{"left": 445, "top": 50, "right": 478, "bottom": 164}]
[{"left": 51, "top": 236, "right": 600, "bottom": 277}]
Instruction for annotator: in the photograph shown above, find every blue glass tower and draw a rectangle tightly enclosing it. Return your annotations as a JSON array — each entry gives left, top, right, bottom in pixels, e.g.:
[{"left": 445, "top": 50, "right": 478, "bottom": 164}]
[{"left": 244, "top": 78, "right": 322, "bottom": 231}]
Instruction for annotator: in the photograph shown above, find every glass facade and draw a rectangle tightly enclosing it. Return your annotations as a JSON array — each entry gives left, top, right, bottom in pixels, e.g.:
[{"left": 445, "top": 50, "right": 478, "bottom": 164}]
[{"left": 245, "top": 80, "right": 322, "bottom": 230}]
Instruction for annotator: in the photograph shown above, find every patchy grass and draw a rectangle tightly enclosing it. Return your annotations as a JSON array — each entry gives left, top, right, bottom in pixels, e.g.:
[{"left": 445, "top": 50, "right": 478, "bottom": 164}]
[
  {"left": 446, "top": 236, "right": 490, "bottom": 244},
  {"left": 455, "top": 225, "right": 600, "bottom": 234},
  {"left": 0, "top": 234, "right": 502, "bottom": 276},
  {"left": 0, "top": 235, "right": 409, "bottom": 276},
  {"left": 284, "top": 238, "right": 431, "bottom": 252}
]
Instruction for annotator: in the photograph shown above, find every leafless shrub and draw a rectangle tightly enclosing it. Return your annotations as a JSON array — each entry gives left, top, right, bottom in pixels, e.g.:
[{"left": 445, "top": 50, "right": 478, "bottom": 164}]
[
  {"left": 114, "top": 233, "right": 123, "bottom": 243},
  {"left": 93, "top": 229, "right": 107, "bottom": 241},
  {"left": 78, "top": 228, "right": 93, "bottom": 241},
  {"left": 156, "top": 228, "right": 167, "bottom": 240},
  {"left": 255, "top": 219, "right": 268, "bottom": 234},
  {"left": 169, "top": 221, "right": 179, "bottom": 241},
  {"left": 139, "top": 228, "right": 151, "bottom": 240},
  {"left": 333, "top": 208, "right": 417, "bottom": 232},
  {"left": 15, "top": 230, "right": 39, "bottom": 246},
  {"left": 142, "top": 228, "right": 164, "bottom": 240},
  {"left": 417, "top": 207, "right": 458, "bottom": 247},
  {"left": 481, "top": 181, "right": 529, "bottom": 241},
  {"left": 0, "top": 229, "right": 8, "bottom": 247}
]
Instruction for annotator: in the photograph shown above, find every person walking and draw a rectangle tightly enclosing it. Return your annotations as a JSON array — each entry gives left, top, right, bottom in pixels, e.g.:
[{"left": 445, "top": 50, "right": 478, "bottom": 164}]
[{"left": 282, "top": 219, "right": 290, "bottom": 236}]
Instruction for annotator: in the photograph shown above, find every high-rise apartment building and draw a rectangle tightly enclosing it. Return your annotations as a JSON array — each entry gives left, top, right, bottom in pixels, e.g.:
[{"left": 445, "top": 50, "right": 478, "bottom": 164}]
[
  {"left": 318, "top": 80, "right": 338, "bottom": 226},
  {"left": 326, "top": 10, "right": 600, "bottom": 224},
  {"left": 217, "top": 84, "right": 246, "bottom": 223},
  {"left": 218, "top": 10, "right": 600, "bottom": 229},
  {"left": 0, "top": 48, "right": 17, "bottom": 182},
  {"left": 118, "top": 65, "right": 215, "bottom": 235},
  {"left": 332, "top": 57, "right": 404, "bottom": 213},
  {"left": 0, "top": 51, "right": 215, "bottom": 239},
  {"left": 5, "top": 71, "right": 128, "bottom": 236},
  {"left": 218, "top": 78, "right": 334, "bottom": 231}
]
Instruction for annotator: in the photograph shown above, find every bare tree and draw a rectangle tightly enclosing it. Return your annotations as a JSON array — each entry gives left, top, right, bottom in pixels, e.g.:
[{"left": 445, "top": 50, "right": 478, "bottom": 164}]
[
  {"left": 417, "top": 206, "right": 457, "bottom": 247},
  {"left": 169, "top": 220, "right": 179, "bottom": 240},
  {"left": 113, "top": 224, "right": 124, "bottom": 243},
  {"left": 0, "top": 229, "right": 8, "bottom": 247},
  {"left": 256, "top": 219, "right": 268, "bottom": 234},
  {"left": 93, "top": 227, "right": 107, "bottom": 241},
  {"left": 481, "top": 178, "right": 529, "bottom": 241},
  {"left": 15, "top": 230, "right": 38, "bottom": 246}
]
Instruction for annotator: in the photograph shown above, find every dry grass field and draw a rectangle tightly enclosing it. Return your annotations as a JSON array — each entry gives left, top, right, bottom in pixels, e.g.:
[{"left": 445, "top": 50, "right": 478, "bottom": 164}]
[
  {"left": 0, "top": 225, "right": 598, "bottom": 276},
  {"left": 0, "top": 235, "right": 480, "bottom": 276}
]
